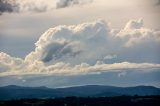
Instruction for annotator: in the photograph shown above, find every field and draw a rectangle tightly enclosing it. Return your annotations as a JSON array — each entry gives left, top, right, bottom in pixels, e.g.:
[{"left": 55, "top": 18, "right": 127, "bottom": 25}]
[{"left": 0, "top": 96, "right": 160, "bottom": 106}]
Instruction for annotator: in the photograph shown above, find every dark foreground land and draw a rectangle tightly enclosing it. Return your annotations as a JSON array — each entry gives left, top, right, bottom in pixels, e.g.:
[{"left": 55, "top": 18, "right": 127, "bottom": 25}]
[{"left": 0, "top": 96, "right": 160, "bottom": 106}]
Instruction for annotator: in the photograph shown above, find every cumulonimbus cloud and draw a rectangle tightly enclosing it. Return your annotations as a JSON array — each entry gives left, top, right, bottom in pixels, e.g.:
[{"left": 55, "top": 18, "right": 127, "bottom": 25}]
[{"left": 0, "top": 19, "right": 160, "bottom": 77}]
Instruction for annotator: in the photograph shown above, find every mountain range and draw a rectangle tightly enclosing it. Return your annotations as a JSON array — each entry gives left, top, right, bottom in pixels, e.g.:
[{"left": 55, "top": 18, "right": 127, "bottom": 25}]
[{"left": 0, "top": 85, "right": 160, "bottom": 100}]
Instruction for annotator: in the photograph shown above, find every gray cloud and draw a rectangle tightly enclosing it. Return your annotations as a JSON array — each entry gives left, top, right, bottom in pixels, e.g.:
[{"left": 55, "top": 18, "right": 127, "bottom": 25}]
[
  {"left": 151, "top": 0, "right": 160, "bottom": 6},
  {"left": 0, "top": 0, "right": 93, "bottom": 15},
  {"left": 0, "top": 0, "right": 54, "bottom": 14},
  {"left": 0, "top": 0, "right": 18, "bottom": 14},
  {"left": 156, "top": 0, "right": 160, "bottom": 5},
  {"left": 56, "top": 0, "right": 93, "bottom": 9},
  {"left": 41, "top": 40, "right": 81, "bottom": 62}
]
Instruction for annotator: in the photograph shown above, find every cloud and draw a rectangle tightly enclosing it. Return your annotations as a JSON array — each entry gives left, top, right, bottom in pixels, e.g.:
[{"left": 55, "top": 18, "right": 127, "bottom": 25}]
[
  {"left": 16, "top": 0, "right": 54, "bottom": 12},
  {"left": 0, "top": 0, "right": 93, "bottom": 15},
  {"left": 0, "top": 0, "right": 55, "bottom": 14},
  {"left": 0, "top": 52, "right": 24, "bottom": 72},
  {"left": 56, "top": 0, "right": 93, "bottom": 9},
  {"left": 124, "top": 19, "right": 143, "bottom": 30},
  {"left": 1, "top": 57, "right": 160, "bottom": 77},
  {"left": 116, "top": 19, "right": 160, "bottom": 47},
  {"left": 0, "top": 0, "right": 18, "bottom": 14},
  {"left": 25, "top": 19, "right": 109, "bottom": 64},
  {"left": 155, "top": 0, "right": 160, "bottom": 5},
  {"left": 104, "top": 54, "right": 117, "bottom": 60},
  {"left": 0, "top": 19, "right": 160, "bottom": 78}
]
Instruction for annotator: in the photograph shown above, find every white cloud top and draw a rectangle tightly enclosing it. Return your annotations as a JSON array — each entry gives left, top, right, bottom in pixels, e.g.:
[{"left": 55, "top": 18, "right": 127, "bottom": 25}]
[
  {"left": 0, "top": 19, "right": 160, "bottom": 77},
  {"left": 117, "top": 19, "right": 160, "bottom": 47}
]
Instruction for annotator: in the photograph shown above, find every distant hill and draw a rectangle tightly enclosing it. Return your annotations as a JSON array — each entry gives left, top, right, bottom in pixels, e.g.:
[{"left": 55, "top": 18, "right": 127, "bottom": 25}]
[{"left": 0, "top": 85, "right": 160, "bottom": 100}]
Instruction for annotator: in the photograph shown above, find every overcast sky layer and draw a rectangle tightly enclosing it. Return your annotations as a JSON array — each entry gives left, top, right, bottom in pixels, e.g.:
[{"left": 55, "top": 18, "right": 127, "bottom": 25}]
[{"left": 0, "top": 0, "right": 160, "bottom": 88}]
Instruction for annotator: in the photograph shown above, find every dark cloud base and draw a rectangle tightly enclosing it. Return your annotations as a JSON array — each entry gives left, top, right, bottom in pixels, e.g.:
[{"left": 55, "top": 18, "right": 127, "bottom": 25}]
[{"left": 0, "top": 0, "right": 15, "bottom": 14}]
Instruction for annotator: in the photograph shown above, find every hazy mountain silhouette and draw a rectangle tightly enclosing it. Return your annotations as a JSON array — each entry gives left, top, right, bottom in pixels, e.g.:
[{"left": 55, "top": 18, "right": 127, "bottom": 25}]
[{"left": 0, "top": 85, "right": 160, "bottom": 100}]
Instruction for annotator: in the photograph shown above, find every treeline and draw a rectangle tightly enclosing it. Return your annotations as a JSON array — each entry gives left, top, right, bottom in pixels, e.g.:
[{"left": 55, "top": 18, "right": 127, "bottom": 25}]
[{"left": 0, "top": 95, "right": 160, "bottom": 106}]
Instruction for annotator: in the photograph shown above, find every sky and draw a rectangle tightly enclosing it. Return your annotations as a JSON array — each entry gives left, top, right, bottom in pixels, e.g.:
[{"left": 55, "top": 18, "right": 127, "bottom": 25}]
[{"left": 0, "top": 0, "right": 160, "bottom": 88}]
